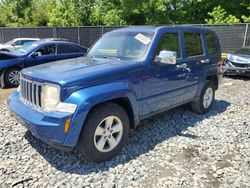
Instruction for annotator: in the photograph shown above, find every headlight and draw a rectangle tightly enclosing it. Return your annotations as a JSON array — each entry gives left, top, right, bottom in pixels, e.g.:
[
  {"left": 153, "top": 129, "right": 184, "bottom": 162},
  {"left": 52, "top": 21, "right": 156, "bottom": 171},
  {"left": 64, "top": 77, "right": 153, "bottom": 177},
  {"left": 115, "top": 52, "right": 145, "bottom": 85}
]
[
  {"left": 41, "top": 84, "right": 60, "bottom": 112},
  {"left": 41, "top": 83, "right": 77, "bottom": 113}
]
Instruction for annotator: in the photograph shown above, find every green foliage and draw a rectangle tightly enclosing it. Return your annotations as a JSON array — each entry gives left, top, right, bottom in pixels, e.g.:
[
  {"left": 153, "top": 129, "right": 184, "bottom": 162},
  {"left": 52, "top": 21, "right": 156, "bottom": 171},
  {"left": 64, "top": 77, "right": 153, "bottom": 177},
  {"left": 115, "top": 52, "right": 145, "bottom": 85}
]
[
  {"left": 0, "top": 0, "right": 250, "bottom": 27},
  {"left": 205, "top": 6, "right": 240, "bottom": 24}
]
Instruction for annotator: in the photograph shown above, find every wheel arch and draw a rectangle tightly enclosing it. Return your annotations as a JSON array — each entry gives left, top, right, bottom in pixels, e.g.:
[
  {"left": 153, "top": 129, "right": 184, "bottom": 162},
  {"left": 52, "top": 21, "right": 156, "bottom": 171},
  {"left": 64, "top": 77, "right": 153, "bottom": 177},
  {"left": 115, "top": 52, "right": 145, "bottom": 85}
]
[
  {"left": 206, "top": 74, "right": 219, "bottom": 90},
  {"left": 63, "top": 82, "right": 139, "bottom": 147}
]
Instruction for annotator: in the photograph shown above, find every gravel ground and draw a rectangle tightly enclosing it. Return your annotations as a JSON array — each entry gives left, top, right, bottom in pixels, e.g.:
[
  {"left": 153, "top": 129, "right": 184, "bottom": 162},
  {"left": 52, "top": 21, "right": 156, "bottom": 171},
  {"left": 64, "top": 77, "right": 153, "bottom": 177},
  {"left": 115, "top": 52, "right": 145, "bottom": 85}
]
[{"left": 0, "top": 77, "right": 250, "bottom": 188}]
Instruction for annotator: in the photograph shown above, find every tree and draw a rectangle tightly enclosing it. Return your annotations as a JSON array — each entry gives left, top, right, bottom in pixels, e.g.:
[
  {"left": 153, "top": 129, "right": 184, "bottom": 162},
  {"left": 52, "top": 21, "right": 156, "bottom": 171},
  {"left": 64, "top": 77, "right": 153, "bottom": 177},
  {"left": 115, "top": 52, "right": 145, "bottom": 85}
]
[{"left": 205, "top": 5, "right": 240, "bottom": 24}]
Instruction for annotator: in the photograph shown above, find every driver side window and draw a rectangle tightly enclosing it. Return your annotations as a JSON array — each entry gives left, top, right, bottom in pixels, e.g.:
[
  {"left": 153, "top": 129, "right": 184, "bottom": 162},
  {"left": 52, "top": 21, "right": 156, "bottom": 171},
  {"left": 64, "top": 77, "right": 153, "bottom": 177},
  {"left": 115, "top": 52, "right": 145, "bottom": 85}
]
[
  {"left": 36, "top": 44, "right": 56, "bottom": 56},
  {"left": 155, "top": 32, "right": 181, "bottom": 58}
]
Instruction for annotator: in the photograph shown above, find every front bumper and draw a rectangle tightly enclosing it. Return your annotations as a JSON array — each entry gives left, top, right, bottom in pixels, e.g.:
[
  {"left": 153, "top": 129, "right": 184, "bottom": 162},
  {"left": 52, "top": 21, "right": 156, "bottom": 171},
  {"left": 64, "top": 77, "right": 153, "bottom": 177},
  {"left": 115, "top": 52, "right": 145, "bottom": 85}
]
[
  {"left": 222, "top": 62, "right": 250, "bottom": 76},
  {"left": 8, "top": 92, "right": 75, "bottom": 151}
]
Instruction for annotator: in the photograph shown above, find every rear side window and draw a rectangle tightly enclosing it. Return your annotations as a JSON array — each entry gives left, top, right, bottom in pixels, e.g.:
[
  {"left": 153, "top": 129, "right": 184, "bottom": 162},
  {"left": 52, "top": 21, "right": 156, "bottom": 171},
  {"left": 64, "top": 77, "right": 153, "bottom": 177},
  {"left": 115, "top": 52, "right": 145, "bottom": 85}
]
[
  {"left": 57, "top": 44, "right": 82, "bottom": 54},
  {"left": 155, "top": 32, "right": 181, "bottom": 58},
  {"left": 205, "top": 33, "right": 218, "bottom": 55},
  {"left": 184, "top": 32, "right": 203, "bottom": 57}
]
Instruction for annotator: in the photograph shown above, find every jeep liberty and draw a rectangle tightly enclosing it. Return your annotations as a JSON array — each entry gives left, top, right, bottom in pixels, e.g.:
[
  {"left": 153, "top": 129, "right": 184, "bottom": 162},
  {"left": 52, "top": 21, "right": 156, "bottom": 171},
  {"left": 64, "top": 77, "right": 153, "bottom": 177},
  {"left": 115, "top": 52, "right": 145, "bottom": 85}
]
[{"left": 8, "top": 26, "right": 221, "bottom": 162}]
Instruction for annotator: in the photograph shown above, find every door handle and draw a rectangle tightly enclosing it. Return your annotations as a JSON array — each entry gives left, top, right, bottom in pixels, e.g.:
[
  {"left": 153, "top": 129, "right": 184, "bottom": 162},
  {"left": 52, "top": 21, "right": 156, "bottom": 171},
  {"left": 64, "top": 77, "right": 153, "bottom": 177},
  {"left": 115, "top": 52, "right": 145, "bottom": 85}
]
[
  {"left": 176, "top": 63, "right": 187, "bottom": 69},
  {"left": 201, "top": 59, "right": 210, "bottom": 64}
]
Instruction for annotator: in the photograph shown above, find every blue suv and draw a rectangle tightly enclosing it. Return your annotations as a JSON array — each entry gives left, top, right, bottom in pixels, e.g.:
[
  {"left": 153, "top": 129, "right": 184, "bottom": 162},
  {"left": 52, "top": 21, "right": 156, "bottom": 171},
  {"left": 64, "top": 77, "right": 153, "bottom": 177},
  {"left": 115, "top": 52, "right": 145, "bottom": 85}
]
[
  {"left": 8, "top": 26, "right": 221, "bottom": 162},
  {"left": 0, "top": 40, "right": 87, "bottom": 88}
]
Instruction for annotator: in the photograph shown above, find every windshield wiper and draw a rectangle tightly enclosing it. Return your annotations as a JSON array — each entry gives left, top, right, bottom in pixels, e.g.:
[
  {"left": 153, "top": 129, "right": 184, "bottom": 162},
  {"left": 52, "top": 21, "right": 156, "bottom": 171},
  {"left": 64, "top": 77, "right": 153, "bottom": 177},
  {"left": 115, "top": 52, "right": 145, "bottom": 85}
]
[{"left": 102, "top": 56, "right": 121, "bottom": 60}]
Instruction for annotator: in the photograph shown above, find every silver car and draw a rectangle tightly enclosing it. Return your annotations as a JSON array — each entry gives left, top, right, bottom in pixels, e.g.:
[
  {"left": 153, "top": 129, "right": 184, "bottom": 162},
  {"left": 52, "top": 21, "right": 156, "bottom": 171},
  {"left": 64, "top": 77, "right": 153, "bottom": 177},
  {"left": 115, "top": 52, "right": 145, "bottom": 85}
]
[
  {"left": 0, "top": 38, "right": 40, "bottom": 52},
  {"left": 223, "top": 46, "right": 250, "bottom": 76}
]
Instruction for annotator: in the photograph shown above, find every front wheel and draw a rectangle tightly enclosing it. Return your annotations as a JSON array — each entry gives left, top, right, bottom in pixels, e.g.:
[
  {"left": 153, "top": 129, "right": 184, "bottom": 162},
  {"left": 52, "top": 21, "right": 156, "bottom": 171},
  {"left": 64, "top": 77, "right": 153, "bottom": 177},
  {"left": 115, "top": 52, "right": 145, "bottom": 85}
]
[
  {"left": 4, "top": 67, "right": 21, "bottom": 88},
  {"left": 191, "top": 81, "right": 215, "bottom": 114},
  {"left": 78, "top": 103, "right": 130, "bottom": 162}
]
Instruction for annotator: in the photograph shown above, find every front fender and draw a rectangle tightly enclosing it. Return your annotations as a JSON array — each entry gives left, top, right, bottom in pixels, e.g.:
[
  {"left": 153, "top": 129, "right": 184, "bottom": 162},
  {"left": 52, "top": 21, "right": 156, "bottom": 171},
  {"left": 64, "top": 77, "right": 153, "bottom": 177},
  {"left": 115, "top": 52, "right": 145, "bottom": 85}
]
[{"left": 63, "top": 82, "right": 138, "bottom": 147}]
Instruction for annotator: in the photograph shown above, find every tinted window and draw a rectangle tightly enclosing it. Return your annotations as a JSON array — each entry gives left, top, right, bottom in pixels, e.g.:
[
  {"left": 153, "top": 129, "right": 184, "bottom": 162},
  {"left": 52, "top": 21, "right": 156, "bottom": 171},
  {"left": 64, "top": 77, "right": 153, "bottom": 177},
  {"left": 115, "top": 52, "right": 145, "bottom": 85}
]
[
  {"left": 206, "top": 33, "right": 218, "bottom": 55},
  {"left": 184, "top": 32, "right": 203, "bottom": 57},
  {"left": 155, "top": 33, "right": 181, "bottom": 58},
  {"left": 57, "top": 44, "right": 82, "bottom": 54},
  {"left": 36, "top": 44, "right": 56, "bottom": 55}
]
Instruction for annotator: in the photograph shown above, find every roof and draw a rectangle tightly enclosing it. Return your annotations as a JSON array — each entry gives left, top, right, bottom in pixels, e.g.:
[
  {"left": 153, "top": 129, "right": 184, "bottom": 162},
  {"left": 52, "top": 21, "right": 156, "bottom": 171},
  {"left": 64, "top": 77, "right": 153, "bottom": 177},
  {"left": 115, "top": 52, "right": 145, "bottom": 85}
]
[
  {"left": 110, "top": 25, "right": 214, "bottom": 33},
  {"left": 13, "top": 38, "right": 40, "bottom": 41},
  {"left": 31, "top": 40, "right": 78, "bottom": 46}
]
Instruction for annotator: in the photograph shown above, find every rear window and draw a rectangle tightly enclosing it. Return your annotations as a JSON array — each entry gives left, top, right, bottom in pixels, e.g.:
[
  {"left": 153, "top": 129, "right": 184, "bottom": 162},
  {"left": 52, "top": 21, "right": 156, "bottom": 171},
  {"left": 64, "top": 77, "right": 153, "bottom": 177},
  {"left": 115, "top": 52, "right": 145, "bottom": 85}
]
[
  {"left": 57, "top": 44, "right": 82, "bottom": 54},
  {"left": 184, "top": 32, "right": 204, "bottom": 57},
  {"left": 205, "top": 33, "right": 218, "bottom": 55}
]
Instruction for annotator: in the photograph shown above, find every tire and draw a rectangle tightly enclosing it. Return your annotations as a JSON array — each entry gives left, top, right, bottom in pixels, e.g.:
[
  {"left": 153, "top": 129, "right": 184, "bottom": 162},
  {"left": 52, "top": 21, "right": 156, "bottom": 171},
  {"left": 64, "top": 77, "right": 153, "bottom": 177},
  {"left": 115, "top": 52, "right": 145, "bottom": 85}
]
[
  {"left": 191, "top": 81, "right": 215, "bottom": 114},
  {"left": 4, "top": 67, "right": 21, "bottom": 88},
  {"left": 78, "top": 103, "right": 130, "bottom": 162}
]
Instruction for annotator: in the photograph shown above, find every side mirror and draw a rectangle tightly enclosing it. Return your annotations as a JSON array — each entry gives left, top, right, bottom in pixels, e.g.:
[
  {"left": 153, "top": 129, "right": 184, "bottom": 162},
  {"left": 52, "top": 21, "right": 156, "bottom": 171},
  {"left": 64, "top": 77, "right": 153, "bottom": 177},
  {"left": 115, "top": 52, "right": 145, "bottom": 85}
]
[{"left": 155, "top": 50, "right": 177, "bottom": 65}]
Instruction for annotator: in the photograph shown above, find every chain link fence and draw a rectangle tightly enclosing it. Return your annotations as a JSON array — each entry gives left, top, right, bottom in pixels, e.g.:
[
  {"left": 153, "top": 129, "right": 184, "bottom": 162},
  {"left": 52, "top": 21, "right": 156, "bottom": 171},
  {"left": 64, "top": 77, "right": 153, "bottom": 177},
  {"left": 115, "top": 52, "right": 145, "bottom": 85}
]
[{"left": 0, "top": 24, "right": 249, "bottom": 53}]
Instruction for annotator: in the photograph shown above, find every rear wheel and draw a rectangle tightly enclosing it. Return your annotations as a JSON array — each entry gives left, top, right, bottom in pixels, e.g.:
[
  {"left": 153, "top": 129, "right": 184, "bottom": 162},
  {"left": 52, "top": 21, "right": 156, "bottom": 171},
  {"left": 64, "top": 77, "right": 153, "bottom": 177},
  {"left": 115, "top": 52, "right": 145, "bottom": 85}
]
[
  {"left": 191, "top": 81, "right": 215, "bottom": 114},
  {"left": 4, "top": 67, "right": 21, "bottom": 88},
  {"left": 78, "top": 103, "right": 130, "bottom": 162}
]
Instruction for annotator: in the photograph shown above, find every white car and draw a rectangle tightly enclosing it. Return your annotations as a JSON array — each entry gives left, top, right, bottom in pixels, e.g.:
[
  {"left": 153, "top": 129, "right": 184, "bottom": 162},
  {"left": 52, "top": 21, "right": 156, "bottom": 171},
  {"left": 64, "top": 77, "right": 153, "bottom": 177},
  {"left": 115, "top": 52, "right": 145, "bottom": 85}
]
[{"left": 0, "top": 38, "right": 40, "bottom": 52}]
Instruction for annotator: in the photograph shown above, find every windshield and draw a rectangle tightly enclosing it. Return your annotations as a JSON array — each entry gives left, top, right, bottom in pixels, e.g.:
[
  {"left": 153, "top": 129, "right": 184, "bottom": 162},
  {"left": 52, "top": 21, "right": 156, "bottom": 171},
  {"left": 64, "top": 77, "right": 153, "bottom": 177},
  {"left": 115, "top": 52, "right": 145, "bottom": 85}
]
[
  {"left": 4, "top": 40, "right": 15, "bottom": 45},
  {"left": 87, "top": 31, "right": 154, "bottom": 61},
  {"left": 234, "top": 48, "right": 250, "bottom": 55},
  {"left": 11, "top": 43, "right": 39, "bottom": 56}
]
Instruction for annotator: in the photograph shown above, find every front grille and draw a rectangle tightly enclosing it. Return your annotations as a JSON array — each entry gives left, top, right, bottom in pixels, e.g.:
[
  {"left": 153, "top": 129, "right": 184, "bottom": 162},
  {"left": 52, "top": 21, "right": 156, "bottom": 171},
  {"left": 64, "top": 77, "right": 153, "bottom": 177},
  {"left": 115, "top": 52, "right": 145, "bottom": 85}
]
[
  {"left": 231, "top": 62, "right": 250, "bottom": 68},
  {"left": 20, "top": 78, "right": 43, "bottom": 108}
]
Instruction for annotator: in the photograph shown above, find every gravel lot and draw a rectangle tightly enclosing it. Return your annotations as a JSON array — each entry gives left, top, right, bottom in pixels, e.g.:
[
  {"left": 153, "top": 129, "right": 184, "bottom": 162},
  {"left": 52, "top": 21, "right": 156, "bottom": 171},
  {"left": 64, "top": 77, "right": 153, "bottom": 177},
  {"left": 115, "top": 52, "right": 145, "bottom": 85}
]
[{"left": 0, "top": 77, "right": 249, "bottom": 188}]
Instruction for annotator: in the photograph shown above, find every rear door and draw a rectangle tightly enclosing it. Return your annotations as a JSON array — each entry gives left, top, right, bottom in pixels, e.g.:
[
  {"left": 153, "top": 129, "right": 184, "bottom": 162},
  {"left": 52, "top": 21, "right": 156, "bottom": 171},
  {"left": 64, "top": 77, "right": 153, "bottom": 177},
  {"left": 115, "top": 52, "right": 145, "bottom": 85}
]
[
  {"left": 56, "top": 44, "right": 84, "bottom": 61},
  {"left": 182, "top": 30, "right": 220, "bottom": 86}
]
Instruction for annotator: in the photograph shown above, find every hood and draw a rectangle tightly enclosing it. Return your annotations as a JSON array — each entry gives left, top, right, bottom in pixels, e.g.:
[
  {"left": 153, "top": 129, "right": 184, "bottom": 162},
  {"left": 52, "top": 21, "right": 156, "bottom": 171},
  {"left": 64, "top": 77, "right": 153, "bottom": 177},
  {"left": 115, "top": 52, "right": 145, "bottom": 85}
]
[
  {"left": 0, "top": 51, "right": 19, "bottom": 59},
  {"left": 227, "top": 53, "right": 250, "bottom": 64},
  {"left": 22, "top": 56, "right": 140, "bottom": 88},
  {"left": 0, "top": 44, "right": 12, "bottom": 49},
  {"left": 0, "top": 53, "right": 22, "bottom": 69}
]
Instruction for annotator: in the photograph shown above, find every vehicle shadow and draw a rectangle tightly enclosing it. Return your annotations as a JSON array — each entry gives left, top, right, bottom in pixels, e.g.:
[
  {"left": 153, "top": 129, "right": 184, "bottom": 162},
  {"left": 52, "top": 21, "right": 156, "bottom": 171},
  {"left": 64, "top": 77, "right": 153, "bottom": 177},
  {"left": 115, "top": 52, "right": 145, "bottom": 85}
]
[{"left": 24, "top": 99, "right": 230, "bottom": 175}]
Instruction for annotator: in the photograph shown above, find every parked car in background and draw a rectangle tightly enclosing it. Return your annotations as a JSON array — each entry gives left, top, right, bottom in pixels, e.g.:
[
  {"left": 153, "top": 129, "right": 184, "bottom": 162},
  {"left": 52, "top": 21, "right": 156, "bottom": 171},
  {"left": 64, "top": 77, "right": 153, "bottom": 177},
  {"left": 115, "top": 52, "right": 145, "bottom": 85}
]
[
  {"left": 0, "top": 38, "right": 40, "bottom": 52},
  {"left": 0, "top": 40, "right": 87, "bottom": 87},
  {"left": 223, "top": 46, "right": 250, "bottom": 76},
  {"left": 8, "top": 26, "right": 221, "bottom": 162}
]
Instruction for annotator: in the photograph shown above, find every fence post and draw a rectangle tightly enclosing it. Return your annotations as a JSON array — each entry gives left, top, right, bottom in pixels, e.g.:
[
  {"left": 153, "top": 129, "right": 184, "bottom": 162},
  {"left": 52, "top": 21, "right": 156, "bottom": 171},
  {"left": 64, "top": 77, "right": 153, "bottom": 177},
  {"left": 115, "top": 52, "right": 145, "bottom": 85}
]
[
  {"left": 18, "top": 28, "right": 20, "bottom": 38},
  {"left": 53, "top": 27, "right": 57, "bottom": 38},
  {"left": 35, "top": 28, "right": 38, "bottom": 38},
  {"left": 78, "top": 26, "right": 80, "bottom": 45},
  {"left": 1, "top": 28, "right": 4, "bottom": 43},
  {"left": 243, "top": 23, "right": 249, "bottom": 47},
  {"left": 101, "top": 26, "right": 104, "bottom": 35}
]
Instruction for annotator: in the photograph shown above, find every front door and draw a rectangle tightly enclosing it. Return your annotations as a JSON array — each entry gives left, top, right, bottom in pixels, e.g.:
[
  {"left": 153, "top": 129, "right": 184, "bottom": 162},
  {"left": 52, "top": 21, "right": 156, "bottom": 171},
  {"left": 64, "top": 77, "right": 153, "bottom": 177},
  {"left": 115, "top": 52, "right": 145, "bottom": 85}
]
[
  {"left": 142, "top": 32, "right": 198, "bottom": 115},
  {"left": 25, "top": 44, "right": 57, "bottom": 68}
]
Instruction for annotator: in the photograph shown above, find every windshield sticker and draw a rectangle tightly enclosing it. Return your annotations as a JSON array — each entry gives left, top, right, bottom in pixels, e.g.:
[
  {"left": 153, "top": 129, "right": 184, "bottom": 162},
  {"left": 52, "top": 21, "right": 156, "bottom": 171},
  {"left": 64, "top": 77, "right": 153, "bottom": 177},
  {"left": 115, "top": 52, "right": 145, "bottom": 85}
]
[
  {"left": 97, "top": 49, "right": 117, "bottom": 54},
  {"left": 135, "top": 33, "right": 151, "bottom": 45}
]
